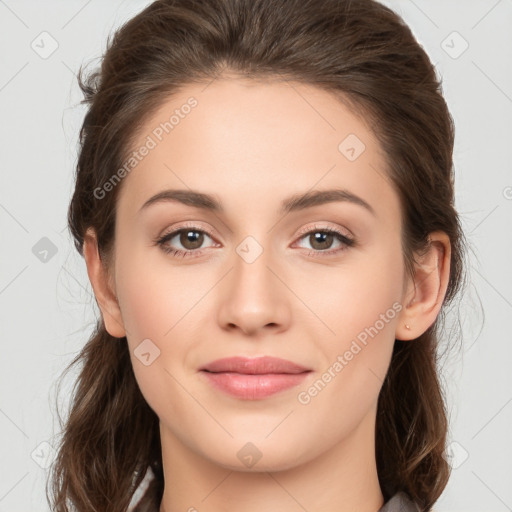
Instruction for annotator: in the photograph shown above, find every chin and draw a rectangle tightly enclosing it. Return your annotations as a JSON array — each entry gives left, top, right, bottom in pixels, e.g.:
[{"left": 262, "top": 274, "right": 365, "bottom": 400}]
[{"left": 201, "top": 439, "right": 311, "bottom": 473}]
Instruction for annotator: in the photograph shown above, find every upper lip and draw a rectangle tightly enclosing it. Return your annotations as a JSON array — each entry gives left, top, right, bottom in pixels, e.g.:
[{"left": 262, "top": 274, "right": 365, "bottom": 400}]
[{"left": 200, "top": 356, "right": 311, "bottom": 374}]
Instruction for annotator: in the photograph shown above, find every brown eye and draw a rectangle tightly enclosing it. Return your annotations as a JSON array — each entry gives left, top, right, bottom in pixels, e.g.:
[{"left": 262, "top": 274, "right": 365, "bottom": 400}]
[
  {"left": 156, "top": 227, "right": 216, "bottom": 256},
  {"left": 308, "top": 231, "right": 335, "bottom": 251},
  {"left": 294, "top": 226, "right": 355, "bottom": 257},
  {"left": 179, "top": 230, "right": 204, "bottom": 250}
]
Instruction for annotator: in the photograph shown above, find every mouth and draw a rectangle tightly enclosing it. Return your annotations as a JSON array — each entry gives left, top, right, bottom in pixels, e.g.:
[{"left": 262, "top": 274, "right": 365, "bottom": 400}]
[
  {"left": 200, "top": 355, "right": 311, "bottom": 374},
  {"left": 199, "top": 356, "right": 312, "bottom": 400}
]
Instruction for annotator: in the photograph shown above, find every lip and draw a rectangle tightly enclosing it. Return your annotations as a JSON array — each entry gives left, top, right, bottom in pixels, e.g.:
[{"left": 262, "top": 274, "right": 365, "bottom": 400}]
[
  {"left": 200, "top": 356, "right": 311, "bottom": 374},
  {"left": 200, "top": 356, "right": 312, "bottom": 400}
]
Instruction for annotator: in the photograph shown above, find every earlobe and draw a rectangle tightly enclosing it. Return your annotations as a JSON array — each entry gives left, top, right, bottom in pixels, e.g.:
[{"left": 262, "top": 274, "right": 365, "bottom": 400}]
[
  {"left": 83, "top": 228, "right": 127, "bottom": 339},
  {"left": 396, "top": 231, "right": 451, "bottom": 341}
]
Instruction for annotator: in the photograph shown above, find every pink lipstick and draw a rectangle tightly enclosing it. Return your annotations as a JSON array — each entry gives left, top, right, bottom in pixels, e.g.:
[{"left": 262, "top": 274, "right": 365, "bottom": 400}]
[{"left": 200, "top": 356, "right": 312, "bottom": 400}]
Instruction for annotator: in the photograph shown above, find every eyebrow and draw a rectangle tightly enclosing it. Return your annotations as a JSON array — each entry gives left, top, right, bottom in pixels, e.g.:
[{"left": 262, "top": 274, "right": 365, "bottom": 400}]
[{"left": 139, "top": 188, "right": 376, "bottom": 217}]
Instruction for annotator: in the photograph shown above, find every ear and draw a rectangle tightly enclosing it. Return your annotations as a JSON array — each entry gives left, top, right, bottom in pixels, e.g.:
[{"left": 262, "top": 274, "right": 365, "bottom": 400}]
[
  {"left": 83, "top": 227, "right": 127, "bottom": 339},
  {"left": 395, "top": 231, "right": 451, "bottom": 341}
]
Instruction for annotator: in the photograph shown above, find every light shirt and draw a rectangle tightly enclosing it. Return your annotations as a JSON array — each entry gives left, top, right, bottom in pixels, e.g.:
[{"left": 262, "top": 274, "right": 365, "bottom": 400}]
[{"left": 378, "top": 491, "right": 421, "bottom": 512}]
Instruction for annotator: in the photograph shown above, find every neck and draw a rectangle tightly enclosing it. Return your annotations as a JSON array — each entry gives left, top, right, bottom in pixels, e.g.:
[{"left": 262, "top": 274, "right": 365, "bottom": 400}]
[{"left": 158, "top": 402, "right": 384, "bottom": 512}]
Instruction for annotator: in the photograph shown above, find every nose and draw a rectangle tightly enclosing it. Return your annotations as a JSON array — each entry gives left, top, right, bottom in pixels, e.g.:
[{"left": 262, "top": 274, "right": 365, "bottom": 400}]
[{"left": 216, "top": 239, "right": 292, "bottom": 336}]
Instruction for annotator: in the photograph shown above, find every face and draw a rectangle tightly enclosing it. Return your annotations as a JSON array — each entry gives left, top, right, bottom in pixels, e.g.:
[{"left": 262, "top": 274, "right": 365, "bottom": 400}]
[{"left": 109, "top": 77, "right": 408, "bottom": 471}]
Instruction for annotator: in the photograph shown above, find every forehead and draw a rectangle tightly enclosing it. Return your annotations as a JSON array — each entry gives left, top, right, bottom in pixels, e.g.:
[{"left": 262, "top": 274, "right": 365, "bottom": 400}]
[{"left": 116, "top": 77, "right": 397, "bottom": 223}]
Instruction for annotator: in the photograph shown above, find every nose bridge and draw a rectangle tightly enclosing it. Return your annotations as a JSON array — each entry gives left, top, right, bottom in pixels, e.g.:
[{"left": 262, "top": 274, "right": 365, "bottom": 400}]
[
  {"left": 231, "top": 232, "right": 277, "bottom": 298},
  {"left": 217, "top": 231, "right": 290, "bottom": 333}
]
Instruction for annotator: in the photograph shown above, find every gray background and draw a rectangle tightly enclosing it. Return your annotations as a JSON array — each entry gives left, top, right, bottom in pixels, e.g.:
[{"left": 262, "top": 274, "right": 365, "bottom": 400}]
[{"left": 0, "top": 1, "right": 511, "bottom": 511}]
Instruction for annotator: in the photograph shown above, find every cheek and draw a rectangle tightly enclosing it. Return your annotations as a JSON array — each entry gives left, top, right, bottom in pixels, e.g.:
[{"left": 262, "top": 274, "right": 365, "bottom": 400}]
[
  {"left": 113, "top": 253, "right": 197, "bottom": 419},
  {"left": 300, "top": 275, "right": 401, "bottom": 442},
  {"left": 113, "top": 246, "right": 211, "bottom": 386},
  {"left": 114, "top": 246, "right": 201, "bottom": 341},
  {"left": 315, "top": 241, "right": 404, "bottom": 390},
  {"left": 306, "top": 240, "right": 403, "bottom": 340}
]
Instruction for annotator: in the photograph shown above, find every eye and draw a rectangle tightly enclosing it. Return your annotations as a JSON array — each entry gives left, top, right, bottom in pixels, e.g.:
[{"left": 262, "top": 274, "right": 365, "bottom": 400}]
[
  {"left": 293, "top": 225, "right": 355, "bottom": 257},
  {"left": 154, "top": 223, "right": 356, "bottom": 259},
  {"left": 154, "top": 223, "right": 217, "bottom": 258}
]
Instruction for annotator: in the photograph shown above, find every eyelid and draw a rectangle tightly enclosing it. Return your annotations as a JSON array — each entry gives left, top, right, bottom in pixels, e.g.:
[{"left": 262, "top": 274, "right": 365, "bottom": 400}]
[
  {"left": 157, "top": 221, "right": 217, "bottom": 240},
  {"left": 156, "top": 221, "right": 353, "bottom": 245},
  {"left": 293, "top": 222, "right": 354, "bottom": 241}
]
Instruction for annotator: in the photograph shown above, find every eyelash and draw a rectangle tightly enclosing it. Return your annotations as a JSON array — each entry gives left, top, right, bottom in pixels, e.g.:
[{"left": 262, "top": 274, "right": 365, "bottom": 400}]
[{"left": 154, "top": 222, "right": 355, "bottom": 259}]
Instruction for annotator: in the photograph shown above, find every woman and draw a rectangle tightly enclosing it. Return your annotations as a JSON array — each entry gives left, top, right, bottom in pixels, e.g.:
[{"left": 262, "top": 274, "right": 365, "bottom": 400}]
[{"left": 48, "top": 0, "right": 467, "bottom": 510}]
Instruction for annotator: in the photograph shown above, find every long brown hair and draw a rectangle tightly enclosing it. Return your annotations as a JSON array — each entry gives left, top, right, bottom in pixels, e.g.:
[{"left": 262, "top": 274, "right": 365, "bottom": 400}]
[{"left": 48, "top": 0, "right": 468, "bottom": 510}]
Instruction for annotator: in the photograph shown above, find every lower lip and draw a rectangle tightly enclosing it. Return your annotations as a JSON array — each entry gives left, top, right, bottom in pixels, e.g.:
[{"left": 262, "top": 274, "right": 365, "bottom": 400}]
[{"left": 200, "top": 371, "right": 310, "bottom": 400}]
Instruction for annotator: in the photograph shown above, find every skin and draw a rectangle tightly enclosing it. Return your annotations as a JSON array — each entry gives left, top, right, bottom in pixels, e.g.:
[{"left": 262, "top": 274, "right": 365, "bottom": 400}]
[{"left": 83, "top": 77, "right": 451, "bottom": 512}]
